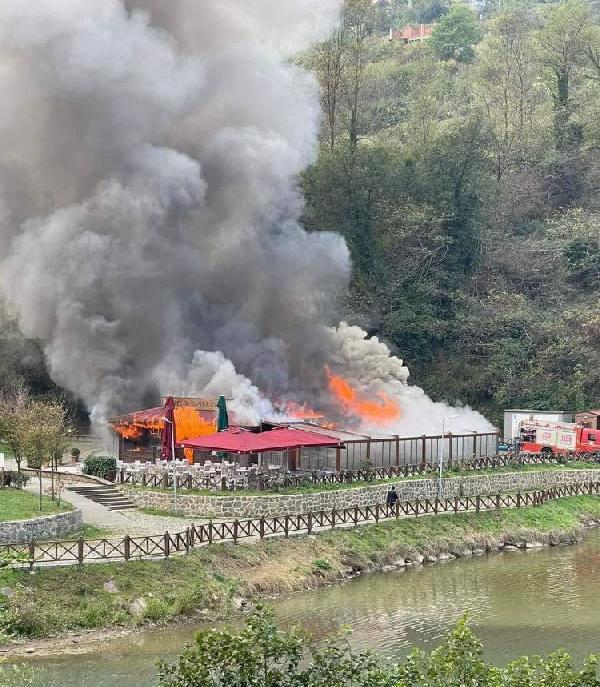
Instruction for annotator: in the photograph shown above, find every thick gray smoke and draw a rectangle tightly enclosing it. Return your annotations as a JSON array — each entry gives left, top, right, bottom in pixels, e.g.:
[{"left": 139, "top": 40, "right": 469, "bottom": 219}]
[{"left": 0, "top": 0, "right": 494, "bottom": 436}]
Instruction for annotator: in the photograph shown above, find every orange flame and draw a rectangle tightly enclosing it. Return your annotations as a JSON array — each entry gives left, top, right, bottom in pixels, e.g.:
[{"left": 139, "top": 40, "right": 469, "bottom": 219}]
[
  {"left": 327, "top": 369, "right": 401, "bottom": 424},
  {"left": 173, "top": 406, "right": 216, "bottom": 442},
  {"left": 281, "top": 400, "right": 323, "bottom": 420},
  {"left": 111, "top": 406, "right": 216, "bottom": 453},
  {"left": 112, "top": 423, "right": 143, "bottom": 440}
]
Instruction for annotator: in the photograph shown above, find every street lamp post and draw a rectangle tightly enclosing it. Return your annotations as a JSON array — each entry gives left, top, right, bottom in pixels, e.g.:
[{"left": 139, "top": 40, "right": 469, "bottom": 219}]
[
  {"left": 438, "top": 415, "right": 459, "bottom": 498},
  {"left": 162, "top": 417, "right": 177, "bottom": 512}
]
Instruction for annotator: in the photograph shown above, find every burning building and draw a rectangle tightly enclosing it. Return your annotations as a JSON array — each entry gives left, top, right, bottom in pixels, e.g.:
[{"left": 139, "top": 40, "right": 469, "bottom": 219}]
[{"left": 109, "top": 397, "right": 222, "bottom": 463}]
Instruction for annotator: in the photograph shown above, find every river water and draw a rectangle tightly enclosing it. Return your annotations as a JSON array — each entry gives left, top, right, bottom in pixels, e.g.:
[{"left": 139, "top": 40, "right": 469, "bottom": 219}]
[{"left": 28, "top": 529, "right": 600, "bottom": 686}]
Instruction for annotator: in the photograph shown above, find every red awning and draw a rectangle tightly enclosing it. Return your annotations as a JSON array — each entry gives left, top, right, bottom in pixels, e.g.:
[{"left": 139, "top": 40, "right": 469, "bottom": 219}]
[{"left": 181, "top": 427, "right": 343, "bottom": 453}]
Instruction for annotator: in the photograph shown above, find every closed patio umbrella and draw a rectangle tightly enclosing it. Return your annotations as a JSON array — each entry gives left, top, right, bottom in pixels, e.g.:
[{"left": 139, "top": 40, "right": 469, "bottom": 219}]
[
  {"left": 217, "top": 395, "right": 229, "bottom": 432},
  {"left": 161, "top": 396, "right": 176, "bottom": 461}
]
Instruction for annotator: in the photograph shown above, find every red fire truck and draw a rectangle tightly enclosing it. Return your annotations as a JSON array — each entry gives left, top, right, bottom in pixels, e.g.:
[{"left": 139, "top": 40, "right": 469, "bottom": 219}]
[{"left": 519, "top": 420, "right": 600, "bottom": 456}]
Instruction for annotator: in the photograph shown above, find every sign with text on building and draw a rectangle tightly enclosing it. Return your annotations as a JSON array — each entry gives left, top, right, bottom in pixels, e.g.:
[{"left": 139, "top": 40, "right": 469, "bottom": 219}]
[{"left": 161, "top": 397, "right": 226, "bottom": 411}]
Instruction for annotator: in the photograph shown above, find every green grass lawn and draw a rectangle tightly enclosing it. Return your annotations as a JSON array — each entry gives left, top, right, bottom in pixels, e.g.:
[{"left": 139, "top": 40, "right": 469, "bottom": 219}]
[{"left": 0, "top": 488, "right": 72, "bottom": 522}]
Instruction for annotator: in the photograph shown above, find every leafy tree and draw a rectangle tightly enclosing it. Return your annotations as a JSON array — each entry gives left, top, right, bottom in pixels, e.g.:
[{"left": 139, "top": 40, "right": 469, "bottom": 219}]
[
  {"left": 474, "top": 10, "right": 540, "bottom": 181},
  {"left": 341, "top": 0, "right": 378, "bottom": 150},
  {"left": 536, "top": 0, "right": 592, "bottom": 149},
  {"left": 158, "top": 606, "right": 306, "bottom": 687},
  {"left": 431, "top": 5, "right": 481, "bottom": 62},
  {"left": 21, "top": 399, "right": 72, "bottom": 510},
  {"left": 0, "top": 383, "right": 30, "bottom": 474},
  {"left": 307, "top": 28, "right": 346, "bottom": 149}
]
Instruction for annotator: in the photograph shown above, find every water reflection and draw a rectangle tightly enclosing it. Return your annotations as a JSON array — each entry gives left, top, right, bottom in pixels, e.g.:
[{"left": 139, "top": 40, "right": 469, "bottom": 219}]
[{"left": 31, "top": 530, "right": 600, "bottom": 686}]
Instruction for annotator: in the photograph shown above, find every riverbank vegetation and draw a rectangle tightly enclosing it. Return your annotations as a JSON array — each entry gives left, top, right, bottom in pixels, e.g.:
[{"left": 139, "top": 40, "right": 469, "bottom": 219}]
[
  {"left": 158, "top": 606, "right": 600, "bottom": 687},
  {"left": 1, "top": 495, "right": 600, "bottom": 644}
]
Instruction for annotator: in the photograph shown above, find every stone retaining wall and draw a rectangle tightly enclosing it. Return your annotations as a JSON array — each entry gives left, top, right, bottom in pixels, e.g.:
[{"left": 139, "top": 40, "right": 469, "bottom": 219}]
[
  {"left": 0, "top": 509, "right": 83, "bottom": 544},
  {"left": 120, "top": 469, "right": 600, "bottom": 518}
]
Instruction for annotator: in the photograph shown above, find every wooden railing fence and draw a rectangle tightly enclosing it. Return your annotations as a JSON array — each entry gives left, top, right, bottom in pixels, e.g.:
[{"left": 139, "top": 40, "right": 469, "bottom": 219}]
[
  {"left": 117, "top": 451, "right": 600, "bottom": 492},
  {"left": 2, "top": 481, "right": 599, "bottom": 569}
]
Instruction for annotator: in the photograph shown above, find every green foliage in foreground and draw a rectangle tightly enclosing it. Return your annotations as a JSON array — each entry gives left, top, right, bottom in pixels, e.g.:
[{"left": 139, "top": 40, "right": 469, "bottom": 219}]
[{"left": 158, "top": 606, "right": 600, "bottom": 687}]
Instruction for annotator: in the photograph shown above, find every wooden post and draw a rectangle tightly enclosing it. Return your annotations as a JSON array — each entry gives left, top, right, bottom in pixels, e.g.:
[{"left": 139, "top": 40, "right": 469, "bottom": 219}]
[
  {"left": 472, "top": 432, "right": 478, "bottom": 459},
  {"left": 517, "top": 492, "right": 521, "bottom": 509},
  {"left": 78, "top": 537, "right": 84, "bottom": 566},
  {"left": 124, "top": 535, "right": 131, "bottom": 561},
  {"left": 448, "top": 433, "right": 453, "bottom": 465},
  {"left": 259, "top": 516, "right": 265, "bottom": 540},
  {"left": 208, "top": 521, "right": 213, "bottom": 545},
  {"left": 395, "top": 435, "right": 400, "bottom": 467},
  {"left": 28, "top": 541, "right": 35, "bottom": 571},
  {"left": 164, "top": 532, "right": 170, "bottom": 558},
  {"left": 421, "top": 436, "right": 427, "bottom": 468},
  {"left": 366, "top": 439, "right": 371, "bottom": 463},
  {"left": 476, "top": 495, "right": 480, "bottom": 513},
  {"left": 375, "top": 503, "right": 380, "bottom": 523},
  {"left": 185, "top": 527, "right": 191, "bottom": 554},
  {"left": 307, "top": 512, "right": 313, "bottom": 534},
  {"left": 335, "top": 447, "right": 341, "bottom": 472},
  {"left": 284, "top": 515, "right": 289, "bottom": 539},
  {"left": 331, "top": 507, "right": 336, "bottom": 529},
  {"left": 233, "top": 520, "right": 239, "bottom": 544}
]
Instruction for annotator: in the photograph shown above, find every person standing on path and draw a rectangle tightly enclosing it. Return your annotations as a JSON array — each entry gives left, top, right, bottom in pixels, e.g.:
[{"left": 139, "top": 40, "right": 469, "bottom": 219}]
[{"left": 386, "top": 486, "right": 398, "bottom": 508}]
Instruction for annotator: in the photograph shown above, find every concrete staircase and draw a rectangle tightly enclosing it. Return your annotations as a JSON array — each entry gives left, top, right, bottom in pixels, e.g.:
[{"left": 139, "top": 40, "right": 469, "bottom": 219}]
[{"left": 68, "top": 484, "right": 136, "bottom": 511}]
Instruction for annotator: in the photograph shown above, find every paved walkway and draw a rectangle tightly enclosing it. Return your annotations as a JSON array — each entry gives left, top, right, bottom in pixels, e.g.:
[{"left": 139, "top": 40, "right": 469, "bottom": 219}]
[
  {"left": 3, "top": 455, "right": 202, "bottom": 535},
  {"left": 23, "top": 477, "right": 204, "bottom": 536}
]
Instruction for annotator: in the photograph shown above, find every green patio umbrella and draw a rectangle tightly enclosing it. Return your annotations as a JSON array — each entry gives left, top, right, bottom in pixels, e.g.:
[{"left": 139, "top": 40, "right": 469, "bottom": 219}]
[{"left": 217, "top": 395, "right": 229, "bottom": 432}]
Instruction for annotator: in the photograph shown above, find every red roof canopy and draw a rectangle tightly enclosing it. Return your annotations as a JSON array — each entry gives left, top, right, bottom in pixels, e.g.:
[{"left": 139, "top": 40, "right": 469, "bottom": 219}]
[{"left": 181, "top": 427, "right": 343, "bottom": 453}]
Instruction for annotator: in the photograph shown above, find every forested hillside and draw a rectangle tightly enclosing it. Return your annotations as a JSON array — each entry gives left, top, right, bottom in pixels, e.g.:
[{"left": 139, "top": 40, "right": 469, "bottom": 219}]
[{"left": 303, "top": 0, "right": 600, "bottom": 425}]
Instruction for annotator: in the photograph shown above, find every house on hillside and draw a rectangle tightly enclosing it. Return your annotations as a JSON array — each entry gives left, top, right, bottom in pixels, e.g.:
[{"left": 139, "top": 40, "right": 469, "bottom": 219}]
[{"left": 389, "top": 24, "right": 433, "bottom": 43}]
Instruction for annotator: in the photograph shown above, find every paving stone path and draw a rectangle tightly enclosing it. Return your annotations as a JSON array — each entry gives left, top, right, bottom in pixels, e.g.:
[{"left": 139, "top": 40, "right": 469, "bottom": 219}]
[{"left": 23, "top": 477, "right": 206, "bottom": 536}]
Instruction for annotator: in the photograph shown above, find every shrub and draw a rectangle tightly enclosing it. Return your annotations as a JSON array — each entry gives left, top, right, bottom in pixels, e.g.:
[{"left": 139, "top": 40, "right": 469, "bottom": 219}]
[
  {"left": 0, "top": 471, "right": 30, "bottom": 489},
  {"left": 70, "top": 447, "right": 81, "bottom": 460},
  {"left": 82, "top": 456, "right": 117, "bottom": 481},
  {"left": 158, "top": 607, "right": 600, "bottom": 687},
  {"left": 312, "top": 558, "right": 332, "bottom": 572}
]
